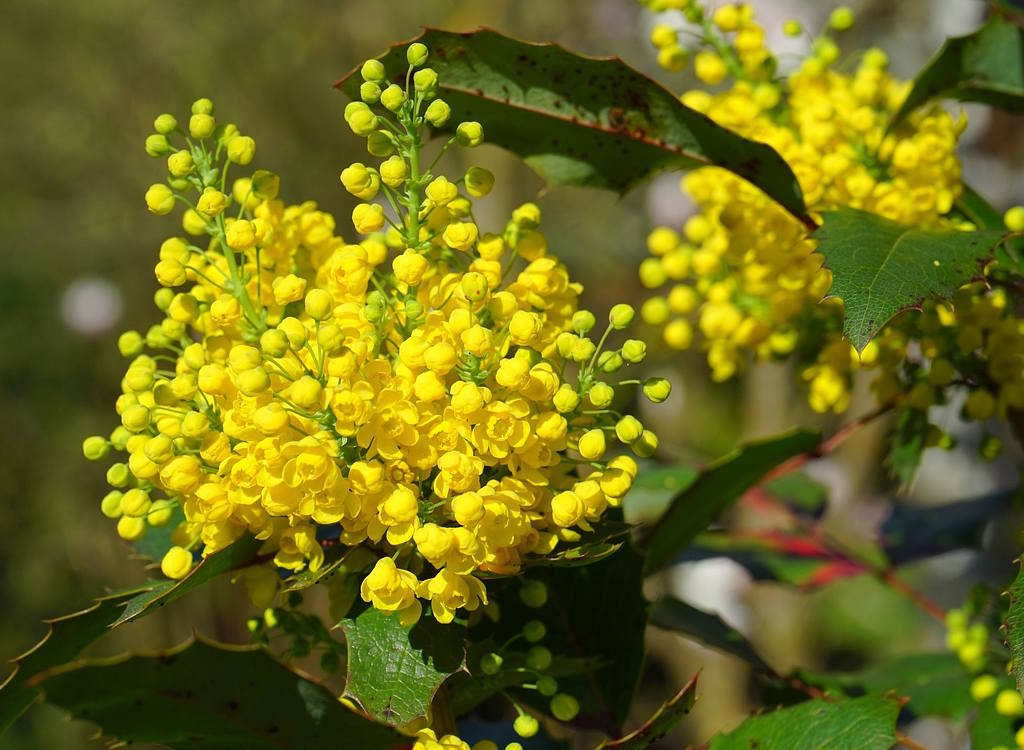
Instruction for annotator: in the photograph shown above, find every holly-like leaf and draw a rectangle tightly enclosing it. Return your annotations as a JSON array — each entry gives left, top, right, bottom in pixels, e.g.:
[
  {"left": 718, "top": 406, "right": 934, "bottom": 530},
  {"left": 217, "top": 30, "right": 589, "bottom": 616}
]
[
  {"left": 596, "top": 673, "right": 699, "bottom": 750},
  {"left": 802, "top": 653, "right": 973, "bottom": 720},
  {"left": 1005, "top": 560, "right": 1024, "bottom": 694},
  {"left": 0, "top": 535, "right": 261, "bottom": 732},
  {"left": 340, "top": 607, "right": 466, "bottom": 726},
  {"left": 30, "top": 638, "right": 403, "bottom": 750},
  {"left": 814, "top": 207, "right": 1004, "bottom": 352},
  {"left": 649, "top": 598, "right": 770, "bottom": 672},
  {"left": 891, "top": 16, "right": 1024, "bottom": 126},
  {"left": 640, "top": 429, "right": 820, "bottom": 575},
  {"left": 335, "top": 28, "right": 811, "bottom": 224},
  {"left": 706, "top": 695, "right": 901, "bottom": 750}
]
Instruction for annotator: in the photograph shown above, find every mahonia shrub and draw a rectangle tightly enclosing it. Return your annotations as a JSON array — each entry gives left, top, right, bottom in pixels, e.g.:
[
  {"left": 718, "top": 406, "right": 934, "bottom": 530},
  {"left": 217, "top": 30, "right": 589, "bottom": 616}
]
[
  {"left": 637, "top": 0, "right": 1024, "bottom": 457},
  {"left": 8, "top": 2, "right": 1024, "bottom": 750}
]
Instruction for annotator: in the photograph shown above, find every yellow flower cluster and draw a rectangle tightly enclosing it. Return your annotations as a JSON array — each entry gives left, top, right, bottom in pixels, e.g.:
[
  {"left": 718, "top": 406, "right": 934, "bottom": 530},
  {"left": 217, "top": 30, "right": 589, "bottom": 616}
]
[
  {"left": 84, "top": 43, "right": 668, "bottom": 630},
  {"left": 636, "top": 2, "right": 979, "bottom": 413}
]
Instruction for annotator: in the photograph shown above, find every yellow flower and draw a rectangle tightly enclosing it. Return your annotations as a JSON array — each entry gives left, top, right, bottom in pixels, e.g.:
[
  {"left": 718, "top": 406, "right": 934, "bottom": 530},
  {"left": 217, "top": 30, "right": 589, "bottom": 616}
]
[{"left": 360, "top": 557, "right": 422, "bottom": 626}]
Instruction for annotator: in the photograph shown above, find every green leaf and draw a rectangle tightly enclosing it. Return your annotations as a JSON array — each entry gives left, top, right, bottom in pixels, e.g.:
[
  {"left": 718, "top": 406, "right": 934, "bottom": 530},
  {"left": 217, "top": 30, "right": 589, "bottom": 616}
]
[
  {"left": 641, "top": 429, "right": 820, "bottom": 575},
  {"left": 335, "top": 28, "right": 811, "bottom": 224},
  {"left": 814, "top": 207, "right": 1004, "bottom": 352},
  {"left": 596, "top": 674, "right": 699, "bottom": 749},
  {"left": 1005, "top": 560, "right": 1024, "bottom": 694},
  {"left": 0, "top": 535, "right": 261, "bottom": 732},
  {"left": 340, "top": 607, "right": 465, "bottom": 726},
  {"left": 763, "top": 472, "right": 828, "bottom": 513},
  {"left": 30, "top": 638, "right": 403, "bottom": 750},
  {"left": 623, "top": 464, "right": 699, "bottom": 524},
  {"left": 891, "top": 16, "right": 1024, "bottom": 126},
  {"left": 649, "top": 598, "right": 770, "bottom": 672},
  {"left": 706, "top": 695, "right": 901, "bottom": 750},
  {"left": 886, "top": 407, "right": 929, "bottom": 489},
  {"left": 802, "top": 653, "right": 973, "bottom": 720}
]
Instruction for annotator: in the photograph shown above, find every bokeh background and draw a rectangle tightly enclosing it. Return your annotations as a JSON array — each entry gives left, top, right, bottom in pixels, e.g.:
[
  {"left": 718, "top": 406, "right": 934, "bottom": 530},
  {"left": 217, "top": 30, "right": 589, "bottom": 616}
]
[{"left": 1, "top": 1, "right": 1022, "bottom": 748}]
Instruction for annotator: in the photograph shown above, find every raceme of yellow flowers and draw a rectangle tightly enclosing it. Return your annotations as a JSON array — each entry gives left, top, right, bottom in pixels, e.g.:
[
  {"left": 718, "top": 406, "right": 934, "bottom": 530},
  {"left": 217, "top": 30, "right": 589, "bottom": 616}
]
[
  {"left": 636, "top": 0, "right": 1024, "bottom": 440},
  {"left": 81, "top": 42, "right": 669, "bottom": 635}
]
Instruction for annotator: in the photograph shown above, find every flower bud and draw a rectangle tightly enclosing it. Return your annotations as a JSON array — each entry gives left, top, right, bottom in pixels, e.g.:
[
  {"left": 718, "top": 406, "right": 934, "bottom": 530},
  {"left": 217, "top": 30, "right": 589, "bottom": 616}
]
[
  {"left": 196, "top": 187, "right": 228, "bottom": 218},
  {"left": 161, "top": 546, "right": 193, "bottom": 579},
  {"left": 251, "top": 170, "right": 280, "bottom": 200},
  {"left": 1005, "top": 206, "right": 1024, "bottom": 232},
  {"left": 304, "top": 289, "right": 334, "bottom": 321},
  {"left": 523, "top": 620, "right": 546, "bottom": 642},
  {"left": 424, "top": 99, "right": 451, "bottom": 127},
  {"left": 480, "top": 652, "right": 503, "bottom": 675},
  {"left": 553, "top": 384, "right": 580, "bottom": 413},
  {"left": 460, "top": 272, "right": 489, "bottom": 302},
  {"left": 443, "top": 221, "right": 478, "bottom": 251},
  {"left": 413, "top": 68, "right": 438, "bottom": 96},
  {"left": 456, "top": 121, "right": 484, "bottom": 147},
  {"left": 359, "top": 81, "right": 381, "bottom": 104},
  {"left": 226, "top": 135, "right": 256, "bottom": 165},
  {"left": 598, "top": 351, "right": 624, "bottom": 373},
  {"left": 578, "top": 429, "right": 606, "bottom": 460},
  {"left": 379, "top": 156, "right": 408, "bottom": 188},
  {"left": 643, "top": 377, "right": 672, "bottom": 402},
  {"left": 277, "top": 317, "right": 308, "bottom": 348},
  {"left": 366, "top": 131, "right": 395, "bottom": 157},
  {"left": 537, "top": 676, "right": 558, "bottom": 697},
  {"left": 145, "top": 184, "right": 175, "bottom": 215},
  {"left": 167, "top": 150, "right": 194, "bottom": 177},
  {"left": 348, "top": 109, "right": 378, "bottom": 137},
  {"left": 189, "top": 113, "right": 216, "bottom": 139},
  {"left": 145, "top": 134, "right": 170, "bottom": 157},
  {"left": 609, "top": 303, "right": 635, "bottom": 329},
  {"left": 464, "top": 166, "right": 494, "bottom": 197},
  {"left": 407, "top": 42, "right": 429, "bottom": 67},
  {"left": 572, "top": 310, "right": 596, "bottom": 334},
  {"left": 260, "top": 329, "right": 290, "bottom": 358},
  {"left": 360, "top": 59, "right": 386, "bottom": 82},
  {"left": 520, "top": 579, "right": 548, "bottom": 608},
  {"left": 525, "top": 646, "right": 552, "bottom": 671},
  {"left": 352, "top": 203, "right": 385, "bottom": 234},
  {"left": 588, "top": 382, "right": 614, "bottom": 408},
  {"left": 82, "top": 436, "right": 110, "bottom": 461},
  {"left": 117, "top": 330, "right": 145, "bottom": 357},
  {"left": 615, "top": 415, "right": 644, "bottom": 444},
  {"left": 380, "top": 84, "right": 406, "bottom": 112},
  {"left": 153, "top": 113, "right": 178, "bottom": 134},
  {"left": 621, "top": 339, "right": 647, "bottom": 363},
  {"left": 632, "top": 429, "right": 660, "bottom": 458},
  {"left": 829, "top": 6, "right": 855, "bottom": 31},
  {"left": 551, "top": 694, "right": 580, "bottom": 722}
]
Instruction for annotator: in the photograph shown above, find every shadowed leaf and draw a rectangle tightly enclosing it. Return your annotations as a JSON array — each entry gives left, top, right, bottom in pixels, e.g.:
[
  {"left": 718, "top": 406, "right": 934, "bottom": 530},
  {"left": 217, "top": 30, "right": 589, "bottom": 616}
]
[
  {"left": 0, "top": 535, "right": 261, "bottom": 731},
  {"left": 30, "top": 638, "right": 403, "bottom": 750}
]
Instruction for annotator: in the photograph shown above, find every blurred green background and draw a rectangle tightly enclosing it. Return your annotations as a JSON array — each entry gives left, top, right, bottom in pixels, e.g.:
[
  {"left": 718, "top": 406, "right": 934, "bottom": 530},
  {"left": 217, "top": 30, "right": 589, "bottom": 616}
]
[{"left": 1, "top": 1, "right": 1021, "bottom": 748}]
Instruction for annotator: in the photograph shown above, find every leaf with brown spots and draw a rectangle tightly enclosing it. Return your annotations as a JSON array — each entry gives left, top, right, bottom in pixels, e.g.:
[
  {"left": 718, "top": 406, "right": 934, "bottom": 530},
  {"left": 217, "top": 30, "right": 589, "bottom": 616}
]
[{"left": 335, "top": 28, "right": 811, "bottom": 226}]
